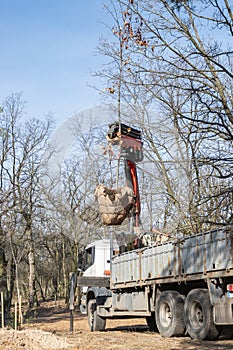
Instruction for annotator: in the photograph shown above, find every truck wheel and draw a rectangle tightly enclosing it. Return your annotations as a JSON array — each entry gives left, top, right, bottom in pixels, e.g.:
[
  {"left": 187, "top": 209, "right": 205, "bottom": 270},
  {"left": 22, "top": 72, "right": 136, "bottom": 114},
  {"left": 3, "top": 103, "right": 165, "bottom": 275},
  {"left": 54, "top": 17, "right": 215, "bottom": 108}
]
[
  {"left": 184, "top": 289, "right": 218, "bottom": 340},
  {"left": 146, "top": 313, "right": 158, "bottom": 332},
  {"left": 156, "top": 291, "right": 185, "bottom": 337},
  {"left": 87, "top": 299, "right": 106, "bottom": 332}
]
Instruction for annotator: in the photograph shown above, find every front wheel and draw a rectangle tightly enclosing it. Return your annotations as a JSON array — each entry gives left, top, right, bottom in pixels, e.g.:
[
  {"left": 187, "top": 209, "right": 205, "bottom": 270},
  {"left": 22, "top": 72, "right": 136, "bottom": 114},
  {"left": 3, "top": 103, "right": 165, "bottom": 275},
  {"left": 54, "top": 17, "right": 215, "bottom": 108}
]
[
  {"left": 87, "top": 299, "right": 106, "bottom": 332},
  {"left": 184, "top": 289, "right": 218, "bottom": 340},
  {"left": 156, "top": 291, "right": 185, "bottom": 337}
]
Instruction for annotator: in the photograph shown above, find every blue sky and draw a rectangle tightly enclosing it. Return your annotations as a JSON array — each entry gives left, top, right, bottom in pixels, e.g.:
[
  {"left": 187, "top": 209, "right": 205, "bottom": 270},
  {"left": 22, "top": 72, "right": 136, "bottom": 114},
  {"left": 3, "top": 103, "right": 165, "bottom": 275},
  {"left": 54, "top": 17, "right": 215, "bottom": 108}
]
[{"left": 0, "top": 0, "right": 111, "bottom": 124}]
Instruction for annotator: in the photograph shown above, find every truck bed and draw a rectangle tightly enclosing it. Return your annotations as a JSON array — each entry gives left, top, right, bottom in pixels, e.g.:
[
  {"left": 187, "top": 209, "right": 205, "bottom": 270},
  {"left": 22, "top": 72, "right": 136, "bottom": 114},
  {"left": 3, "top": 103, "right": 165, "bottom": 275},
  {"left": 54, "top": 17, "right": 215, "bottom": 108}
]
[{"left": 111, "top": 226, "right": 233, "bottom": 289}]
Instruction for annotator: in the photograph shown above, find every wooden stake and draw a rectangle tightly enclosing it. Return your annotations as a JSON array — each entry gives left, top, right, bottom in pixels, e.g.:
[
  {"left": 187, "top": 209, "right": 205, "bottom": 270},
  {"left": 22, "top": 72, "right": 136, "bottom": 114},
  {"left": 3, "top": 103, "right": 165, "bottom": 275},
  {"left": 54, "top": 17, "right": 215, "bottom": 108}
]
[
  {"left": 15, "top": 301, "right": 17, "bottom": 330},
  {"left": 69, "top": 272, "right": 75, "bottom": 334},
  {"left": 1, "top": 291, "right": 4, "bottom": 328},
  {"left": 19, "top": 295, "right": 22, "bottom": 327}
]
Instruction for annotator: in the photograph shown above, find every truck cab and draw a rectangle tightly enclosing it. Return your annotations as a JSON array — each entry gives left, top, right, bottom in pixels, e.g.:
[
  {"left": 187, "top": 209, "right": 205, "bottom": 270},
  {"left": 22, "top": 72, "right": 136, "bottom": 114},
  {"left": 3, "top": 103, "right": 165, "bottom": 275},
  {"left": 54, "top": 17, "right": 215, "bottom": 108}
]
[{"left": 79, "top": 239, "right": 117, "bottom": 314}]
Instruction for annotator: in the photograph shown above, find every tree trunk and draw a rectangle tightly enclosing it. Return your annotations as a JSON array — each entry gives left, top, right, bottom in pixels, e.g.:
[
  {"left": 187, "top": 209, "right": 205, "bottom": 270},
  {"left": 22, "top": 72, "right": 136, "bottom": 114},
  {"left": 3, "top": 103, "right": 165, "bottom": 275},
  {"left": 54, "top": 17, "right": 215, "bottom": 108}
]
[
  {"left": 36, "top": 276, "right": 45, "bottom": 301},
  {"left": 6, "top": 259, "right": 15, "bottom": 313},
  {"left": 62, "top": 241, "right": 68, "bottom": 303},
  {"left": 28, "top": 236, "right": 38, "bottom": 308},
  {"left": 0, "top": 221, "right": 8, "bottom": 315}
]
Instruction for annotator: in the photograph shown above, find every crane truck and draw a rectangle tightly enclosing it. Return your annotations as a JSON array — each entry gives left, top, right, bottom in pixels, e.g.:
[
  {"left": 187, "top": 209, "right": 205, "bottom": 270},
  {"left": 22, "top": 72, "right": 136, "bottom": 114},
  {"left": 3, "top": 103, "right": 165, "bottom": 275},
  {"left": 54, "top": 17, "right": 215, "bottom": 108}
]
[{"left": 77, "top": 122, "right": 233, "bottom": 341}]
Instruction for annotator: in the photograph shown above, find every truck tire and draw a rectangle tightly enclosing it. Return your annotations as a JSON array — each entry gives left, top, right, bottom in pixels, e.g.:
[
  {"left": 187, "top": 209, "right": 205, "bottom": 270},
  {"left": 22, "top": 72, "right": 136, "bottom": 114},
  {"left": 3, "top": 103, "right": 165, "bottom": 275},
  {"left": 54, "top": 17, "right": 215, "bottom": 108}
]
[
  {"left": 184, "top": 289, "right": 218, "bottom": 340},
  {"left": 156, "top": 291, "right": 185, "bottom": 337},
  {"left": 87, "top": 299, "right": 106, "bottom": 332},
  {"left": 146, "top": 313, "right": 158, "bottom": 332}
]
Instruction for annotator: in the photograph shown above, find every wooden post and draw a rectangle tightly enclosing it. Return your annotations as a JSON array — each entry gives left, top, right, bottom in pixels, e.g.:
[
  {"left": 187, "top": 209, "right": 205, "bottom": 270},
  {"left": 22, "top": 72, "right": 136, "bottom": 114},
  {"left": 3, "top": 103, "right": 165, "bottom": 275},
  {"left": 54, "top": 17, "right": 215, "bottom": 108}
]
[
  {"left": 19, "top": 295, "right": 23, "bottom": 328},
  {"left": 69, "top": 272, "right": 76, "bottom": 334},
  {"left": 15, "top": 301, "right": 17, "bottom": 330},
  {"left": 1, "top": 291, "right": 4, "bottom": 328}
]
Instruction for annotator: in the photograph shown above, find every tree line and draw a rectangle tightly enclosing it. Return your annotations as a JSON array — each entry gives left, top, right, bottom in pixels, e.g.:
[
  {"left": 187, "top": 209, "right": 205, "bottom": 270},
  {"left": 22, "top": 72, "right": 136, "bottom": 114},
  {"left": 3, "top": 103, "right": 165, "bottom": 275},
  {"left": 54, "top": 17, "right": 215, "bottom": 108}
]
[{"left": 0, "top": 0, "right": 232, "bottom": 315}]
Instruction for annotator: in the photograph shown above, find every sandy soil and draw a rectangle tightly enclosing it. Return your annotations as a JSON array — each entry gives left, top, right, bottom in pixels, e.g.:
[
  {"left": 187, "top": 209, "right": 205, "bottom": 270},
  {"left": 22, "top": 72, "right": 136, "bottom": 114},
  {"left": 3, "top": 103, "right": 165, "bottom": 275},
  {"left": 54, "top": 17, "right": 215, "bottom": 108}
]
[{"left": 0, "top": 300, "right": 233, "bottom": 350}]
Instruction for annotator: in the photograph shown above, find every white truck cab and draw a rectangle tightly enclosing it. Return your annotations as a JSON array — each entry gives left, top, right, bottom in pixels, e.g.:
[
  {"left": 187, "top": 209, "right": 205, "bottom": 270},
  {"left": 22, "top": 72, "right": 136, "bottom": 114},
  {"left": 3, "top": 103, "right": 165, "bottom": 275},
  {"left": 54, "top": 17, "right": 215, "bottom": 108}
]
[{"left": 80, "top": 238, "right": 117, "bottom": 314}]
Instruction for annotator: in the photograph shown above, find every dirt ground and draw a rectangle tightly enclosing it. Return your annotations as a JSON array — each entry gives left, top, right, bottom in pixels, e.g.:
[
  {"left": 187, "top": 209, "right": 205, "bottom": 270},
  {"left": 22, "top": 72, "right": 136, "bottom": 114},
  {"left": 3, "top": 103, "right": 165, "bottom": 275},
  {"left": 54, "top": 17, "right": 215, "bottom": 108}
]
[{"left": 0, "top": 300, "right": 233, "bottom": 350}]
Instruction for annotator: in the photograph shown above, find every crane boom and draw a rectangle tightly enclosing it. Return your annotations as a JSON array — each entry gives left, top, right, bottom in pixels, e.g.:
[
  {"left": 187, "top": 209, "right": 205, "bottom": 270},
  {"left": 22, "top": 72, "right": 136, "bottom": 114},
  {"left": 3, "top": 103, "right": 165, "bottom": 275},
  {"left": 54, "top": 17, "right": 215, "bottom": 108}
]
[{"left": 107, "top": 122, "right": 143, "bottom": 228}]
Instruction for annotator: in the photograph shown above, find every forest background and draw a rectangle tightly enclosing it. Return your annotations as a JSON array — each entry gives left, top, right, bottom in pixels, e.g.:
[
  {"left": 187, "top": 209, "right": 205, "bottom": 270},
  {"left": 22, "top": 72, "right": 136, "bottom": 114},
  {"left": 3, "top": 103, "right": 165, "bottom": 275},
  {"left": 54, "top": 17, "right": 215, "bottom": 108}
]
[{"left": 0, "top": 0, "right": 232, "bottom": 315}]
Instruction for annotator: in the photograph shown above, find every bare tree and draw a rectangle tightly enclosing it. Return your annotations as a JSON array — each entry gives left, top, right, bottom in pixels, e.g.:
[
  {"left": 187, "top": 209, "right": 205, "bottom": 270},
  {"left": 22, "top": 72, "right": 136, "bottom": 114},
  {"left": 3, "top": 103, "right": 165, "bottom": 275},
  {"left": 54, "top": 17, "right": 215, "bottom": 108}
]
[
  {"left": 0, "top": 93, "right": 54, "bottom": 308},
  {"left": 94, "top": 0, "right": 232, "bottom": 232}
]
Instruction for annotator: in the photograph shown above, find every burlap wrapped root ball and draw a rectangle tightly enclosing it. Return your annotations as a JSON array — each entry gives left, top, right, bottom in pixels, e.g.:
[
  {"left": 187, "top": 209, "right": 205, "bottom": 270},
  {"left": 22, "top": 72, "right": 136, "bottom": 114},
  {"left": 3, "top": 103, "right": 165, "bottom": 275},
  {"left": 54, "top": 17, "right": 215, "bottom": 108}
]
[{"left": 95, "top": 185, "right": 135, "bottom": 225}]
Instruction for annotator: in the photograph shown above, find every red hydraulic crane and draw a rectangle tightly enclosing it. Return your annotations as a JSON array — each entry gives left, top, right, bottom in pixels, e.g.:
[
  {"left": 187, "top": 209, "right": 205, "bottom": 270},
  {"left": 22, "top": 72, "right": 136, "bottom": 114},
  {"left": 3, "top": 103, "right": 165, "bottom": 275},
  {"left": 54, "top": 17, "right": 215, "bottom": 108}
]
[{"left": 107, "top": 122, "right": 143, "bottom": 228}]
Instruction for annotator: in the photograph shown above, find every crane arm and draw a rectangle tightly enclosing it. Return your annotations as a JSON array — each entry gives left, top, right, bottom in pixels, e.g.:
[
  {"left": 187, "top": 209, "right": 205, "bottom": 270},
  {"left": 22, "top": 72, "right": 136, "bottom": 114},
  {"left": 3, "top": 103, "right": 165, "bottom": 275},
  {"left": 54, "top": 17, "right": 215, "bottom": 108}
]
[
  {"left": 125, "top": 159, "right": 141, "bottom": 227},
  {"left": 107, "top": 122, "right": 143, "bottom": 228}
]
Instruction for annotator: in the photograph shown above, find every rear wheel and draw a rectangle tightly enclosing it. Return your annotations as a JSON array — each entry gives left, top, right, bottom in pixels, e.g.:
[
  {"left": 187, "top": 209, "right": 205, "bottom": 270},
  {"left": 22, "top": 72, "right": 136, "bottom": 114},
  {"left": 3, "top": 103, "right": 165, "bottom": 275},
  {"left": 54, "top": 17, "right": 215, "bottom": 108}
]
[
  {"left": 87, "top": 299, "right": 106, "bottom": 332},
  {"left": 156, "top": 291, "right": 185, "bottom": 337},
  {"left": 184, "top": 289, "right": 218, "bottom": 340}
]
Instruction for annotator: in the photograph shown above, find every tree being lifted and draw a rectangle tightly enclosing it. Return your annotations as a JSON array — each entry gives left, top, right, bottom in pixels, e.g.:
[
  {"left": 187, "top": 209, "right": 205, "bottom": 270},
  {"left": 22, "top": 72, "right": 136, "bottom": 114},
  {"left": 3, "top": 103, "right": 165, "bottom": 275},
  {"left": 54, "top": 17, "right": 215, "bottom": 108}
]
[
  {"left": 95, "top": 122, "right": 143, "bottom": 231},
  {"left": 97, "top": 0, "right": 233, "bottom": 232}
]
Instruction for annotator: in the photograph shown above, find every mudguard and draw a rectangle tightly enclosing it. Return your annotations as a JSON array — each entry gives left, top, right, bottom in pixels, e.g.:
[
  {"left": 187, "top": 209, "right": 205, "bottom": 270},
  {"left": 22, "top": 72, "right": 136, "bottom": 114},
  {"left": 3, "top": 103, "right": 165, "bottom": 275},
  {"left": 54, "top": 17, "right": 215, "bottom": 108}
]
[{"left": 86, "top": 286, "right": 112, "bottom": 307}]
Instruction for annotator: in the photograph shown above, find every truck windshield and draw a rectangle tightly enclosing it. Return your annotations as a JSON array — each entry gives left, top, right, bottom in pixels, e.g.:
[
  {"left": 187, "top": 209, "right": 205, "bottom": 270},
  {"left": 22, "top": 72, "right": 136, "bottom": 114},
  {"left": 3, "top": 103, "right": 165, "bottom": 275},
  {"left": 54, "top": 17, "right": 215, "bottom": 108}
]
[{"left": 83, "top": 246, "right": 95, "bottom": 271}]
